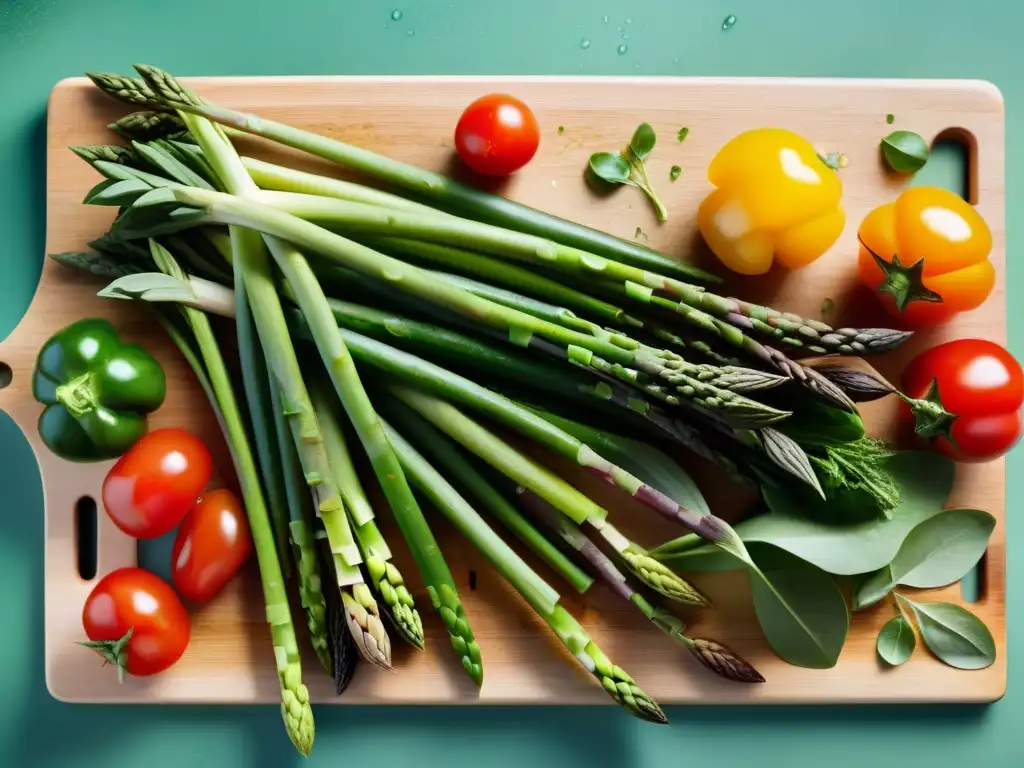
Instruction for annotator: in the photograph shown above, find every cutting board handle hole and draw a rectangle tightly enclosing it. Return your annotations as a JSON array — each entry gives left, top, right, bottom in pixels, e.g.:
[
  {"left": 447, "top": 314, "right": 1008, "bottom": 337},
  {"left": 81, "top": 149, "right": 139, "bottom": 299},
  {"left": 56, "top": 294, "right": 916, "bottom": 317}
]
[
  {"left": 960, "top": 552, "right": 986, "bottom": 604},
  {"left": 75, "top": 496, "right": 98, "bottom": 581},
  {"left": 0, "top": 362, "right": 11, "bottom": 389},
  {"left": 927, "top": 130, "right": 976, "bottom": 203}
]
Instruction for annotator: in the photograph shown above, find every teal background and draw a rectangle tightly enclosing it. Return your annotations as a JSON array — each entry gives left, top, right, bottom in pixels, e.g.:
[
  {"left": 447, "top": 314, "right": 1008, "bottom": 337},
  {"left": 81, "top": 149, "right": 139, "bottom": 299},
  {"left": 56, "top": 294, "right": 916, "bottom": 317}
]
[{"left": 0, "top": 0, "right": 1020, "bottom": 765}]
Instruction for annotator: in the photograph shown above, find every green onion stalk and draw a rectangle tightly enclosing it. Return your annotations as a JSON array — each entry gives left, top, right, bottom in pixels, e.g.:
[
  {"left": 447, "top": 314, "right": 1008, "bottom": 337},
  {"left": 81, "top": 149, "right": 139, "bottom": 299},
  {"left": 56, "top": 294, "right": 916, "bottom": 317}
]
[
  {"left": 88, "top": 65, "right": 718, "bottom": 285},
  {"left": 378, "top": 410, "right": 669, "bottom": 724},
  {"left": 387, "top": 384, "right": 708, "bottom": 606},
  {"left": 146, "top": 240, "right": 314, "bottom": 756}
]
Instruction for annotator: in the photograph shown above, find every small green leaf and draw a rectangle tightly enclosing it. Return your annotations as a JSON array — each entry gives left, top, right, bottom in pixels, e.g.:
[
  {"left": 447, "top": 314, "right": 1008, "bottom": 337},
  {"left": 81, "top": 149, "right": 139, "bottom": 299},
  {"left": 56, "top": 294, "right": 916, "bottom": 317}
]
[
  {"left": 881, "top": 130, "right": 930, "bottom": 173},
  {"left": 669, "top": 165, "right": 682, "bottom": 182},
  {"left": 876, "top": 615, "right": 915, "bottom": 666},
  {"left": 901, "top": 598, "right": 996, "bottom": 670},
  {"left": 588, "top": 152, "right": 633, "bottom": 185},
  {"left": 629, "top": 123, "right": 657, "bottom": 161},
  {"left": 677, "top": 127, "right": 690, "bottom": 143},
  {"left": 557, "top": 125, "right": 565, "bottom": 134},
  {"left": 884, "top": 508, "right": 995, "bottom": 589},
  {"left": 886, "top": 113, "right": 895, "bottom": 124}
]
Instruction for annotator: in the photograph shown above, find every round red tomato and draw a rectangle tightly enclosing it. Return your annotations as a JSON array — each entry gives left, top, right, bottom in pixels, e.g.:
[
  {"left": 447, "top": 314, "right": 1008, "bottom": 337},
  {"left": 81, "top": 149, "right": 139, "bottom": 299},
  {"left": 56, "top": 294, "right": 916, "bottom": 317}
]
[
  {"left": 80, "top": 567, "right": 190, "bottom": 678},
  {"left": 102, "top": 428, "right": 213, "bottom": 539},
  {"left": 901, "top": 339, "right": 1024, "bottom": 463},
  {"left": 172, "top": 488, "right": 253, "bottom": 603},
  {"left": 454, "top": 94, "right": 540, "bottom": 176}
]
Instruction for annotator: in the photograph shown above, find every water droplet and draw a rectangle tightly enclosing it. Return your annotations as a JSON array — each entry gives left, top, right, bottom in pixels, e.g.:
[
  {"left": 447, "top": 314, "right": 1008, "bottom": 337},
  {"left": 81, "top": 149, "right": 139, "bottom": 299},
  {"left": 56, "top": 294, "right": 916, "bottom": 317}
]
[
  {"left": 617, "top": 43, "right": 628, "bottom": 55},
  {"left": 407, "top": 28, "right": 415, "bottom": 36},
  {"left": 391, "top": 9, "right": 403, "bottom": 20},
  {"left": 601, "top": 15, "right": 609, "bottom": 23},
  {"left": 580, "top": 37, "right": 591, "bottom": 49},
  {"left": 621, "top": 32, "right": 629, "bottom": 39},
  {"left": 626, "top": 17, "right": 633, "bottom": 24},
  {"left": 722, "top": 14, "right": 737, "bottom": 30}
]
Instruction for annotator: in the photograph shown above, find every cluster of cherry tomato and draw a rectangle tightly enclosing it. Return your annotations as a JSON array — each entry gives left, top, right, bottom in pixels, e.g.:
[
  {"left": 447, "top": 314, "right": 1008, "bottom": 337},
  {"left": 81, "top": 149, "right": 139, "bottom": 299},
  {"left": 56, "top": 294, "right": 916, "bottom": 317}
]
[{"left": 80, "top": 428, "right": 253, "bottom": 679}]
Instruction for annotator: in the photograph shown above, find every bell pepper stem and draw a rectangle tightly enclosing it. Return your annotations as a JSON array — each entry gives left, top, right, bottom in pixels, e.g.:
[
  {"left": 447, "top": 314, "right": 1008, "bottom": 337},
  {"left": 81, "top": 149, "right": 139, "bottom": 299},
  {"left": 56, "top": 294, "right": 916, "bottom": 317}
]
[
  {"left": 862, "top": 239, "right": 943, "bottom": 313},
  {"left": 54, "top": 372, "right": 97, "bottom": 417}
]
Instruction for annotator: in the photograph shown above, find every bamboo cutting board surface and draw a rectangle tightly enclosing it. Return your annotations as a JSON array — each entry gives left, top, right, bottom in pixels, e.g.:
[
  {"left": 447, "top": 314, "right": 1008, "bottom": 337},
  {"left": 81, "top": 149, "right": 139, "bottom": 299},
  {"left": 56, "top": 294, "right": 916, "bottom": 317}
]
[{"left": 0, "top": 75, "right": 1005, "bottom": 705}]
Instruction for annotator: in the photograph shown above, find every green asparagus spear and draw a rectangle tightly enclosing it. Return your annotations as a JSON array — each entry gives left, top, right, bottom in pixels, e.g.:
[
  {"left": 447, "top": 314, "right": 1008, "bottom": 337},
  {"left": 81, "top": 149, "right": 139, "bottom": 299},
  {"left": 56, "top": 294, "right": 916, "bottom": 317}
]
[{"left": 379, "top": 411, "right": 668, "bottom": 723}]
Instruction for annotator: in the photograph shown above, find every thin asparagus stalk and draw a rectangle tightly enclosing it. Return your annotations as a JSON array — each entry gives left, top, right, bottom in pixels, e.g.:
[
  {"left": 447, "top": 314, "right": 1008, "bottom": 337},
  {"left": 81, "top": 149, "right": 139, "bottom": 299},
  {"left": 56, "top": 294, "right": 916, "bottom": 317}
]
[
  {"left": 147, "top": 241, "right": 313, "bottom": 755},
  {"left": 388, "top": 384, "right": 707, "bottom": 605},
  {"left": 310, "top": 385, "right": 425, "bottom": 650},
  {"left": 111, "top": 183, "right": 791, "bottom": 428},
  {"left": 269, "top": 380, "right": 334, "bottom": 678},
  {"left": 516, "top": 489, "right": 764, "bottom": 684},
  {"left": 89, "top": 65, "right": 718, "bottom": 285},
  {"left": 377, "top": 397, "right": 594, "bottom": 595},
  {"left": 379, "top": 414, "right": 668, "bottom": 723},
  {"left": 234, "top": 272, "right": 293, "bottom": 578}
]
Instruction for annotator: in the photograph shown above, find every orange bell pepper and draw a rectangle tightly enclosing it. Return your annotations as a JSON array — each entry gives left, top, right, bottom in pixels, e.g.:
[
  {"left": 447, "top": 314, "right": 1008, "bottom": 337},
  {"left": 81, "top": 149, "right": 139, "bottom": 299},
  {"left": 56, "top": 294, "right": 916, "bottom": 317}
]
[
  {"left": 857, "top": 186, "right": 994, "bottom": 325},
  {"left": 697, "top": 128, "right": 845, "bottom": 275}
]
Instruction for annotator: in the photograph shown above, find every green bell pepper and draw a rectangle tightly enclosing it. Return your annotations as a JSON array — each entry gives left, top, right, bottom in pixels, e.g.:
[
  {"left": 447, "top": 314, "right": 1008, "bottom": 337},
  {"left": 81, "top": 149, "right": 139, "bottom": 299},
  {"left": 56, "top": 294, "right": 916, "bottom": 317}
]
[{"left": 32, "top": 318, "right": 167, "bottom": 462}]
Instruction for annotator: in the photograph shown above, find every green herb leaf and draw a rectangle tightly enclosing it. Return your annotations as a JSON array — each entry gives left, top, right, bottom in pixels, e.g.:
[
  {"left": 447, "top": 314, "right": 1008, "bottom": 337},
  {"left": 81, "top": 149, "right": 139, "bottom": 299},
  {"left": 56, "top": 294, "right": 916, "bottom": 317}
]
[
  {"left": 856, "top": 508, "right": 995, "bottom": 611},
  {"left": 677, "top": 127, "right": 690, "bottom": 143},
  {"left": 748, "top": 546, "right": 849, "bottom": 668},
  {"left": 817, "top": 152, "right": 845, "bottom": 170},
  {"left": 669, "top": 165, "right": 682, "bottom": 182},
  {"left": 876, "top": 615, "right": 915, "bottom": 666},
  {"left": 629, "top": 123, "right": 657, "bottom": 161},
  {"left": 881, "top": 130, "right": 930, "bottom": 173},
  {"left": 588, "top": 151, "right": 634, "bottom": 185},
  {"left": 657, "top": 451, "right": 954, "bottom": 576},
  {"left": 886, "top": 113, "right": 895, "bottom": 124},
  {"left": 900, "top": 598, "right": 996, "bottom": 670},
  {"left": 557, "top": 125, "right": 565, "bottom": 134}
]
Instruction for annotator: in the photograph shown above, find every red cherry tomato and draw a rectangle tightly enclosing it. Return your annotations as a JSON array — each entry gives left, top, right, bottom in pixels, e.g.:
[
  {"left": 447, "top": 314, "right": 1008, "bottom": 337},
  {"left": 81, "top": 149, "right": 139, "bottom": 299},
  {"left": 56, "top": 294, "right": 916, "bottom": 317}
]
[
  {"left": 102, "top": 428, "right": 213, "bottom": 539},
  {"left": 80, "top": 567, "right": 190, "bottom": 678},
  {"left": 172, "top": 489, "right": 253, "bottom": 603},
  {"left": 900, "top": 339, "right": 1024, "bottom": 463},
  {"left": 454, "top": 94, "right": 540, "bottom": 176}
]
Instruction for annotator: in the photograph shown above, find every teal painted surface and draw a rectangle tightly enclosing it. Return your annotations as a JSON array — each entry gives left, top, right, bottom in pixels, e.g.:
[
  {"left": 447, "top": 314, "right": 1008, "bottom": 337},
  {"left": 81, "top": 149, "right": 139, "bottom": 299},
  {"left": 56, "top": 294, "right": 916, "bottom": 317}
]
[{"left": 0, "top": 1, "right": 1020, "bottom": 765}]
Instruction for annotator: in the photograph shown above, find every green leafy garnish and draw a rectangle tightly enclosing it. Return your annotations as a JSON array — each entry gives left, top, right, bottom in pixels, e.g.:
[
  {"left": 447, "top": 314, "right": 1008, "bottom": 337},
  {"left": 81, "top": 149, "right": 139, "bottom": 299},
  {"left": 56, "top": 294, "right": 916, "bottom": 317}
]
[
  {"left": 669, "top": 165, "right": 681, "bottom": 182},
  {"left": 677, "top": 127, "right": 689, "bottom": 143},
  {"left": 817, "top": 151, "right": 848, "bottom": 170},
  {"left": 886, "top": 113, "right": 895, "bottom": 124},
  {"left": 588, "top": 123, "right": 668, "bottom": 221},
  {"left": 881, "top": 130, "right": 929, "bottom": 173},
  {"left": 876, "top": 614, "right": 915, "bottom": 666},
  {"left": 898, "top": 596, "right": 996, "bottom": 670},
  {"left": 557, "top": 125, "right": 565, "bottom": 134}
]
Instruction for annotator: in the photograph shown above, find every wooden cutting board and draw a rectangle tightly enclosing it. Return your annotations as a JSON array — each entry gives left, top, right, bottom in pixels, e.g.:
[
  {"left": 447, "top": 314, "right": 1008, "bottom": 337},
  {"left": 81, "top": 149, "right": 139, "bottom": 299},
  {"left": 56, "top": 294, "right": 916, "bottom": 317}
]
[{"left": 0, "top": 75, "right": 1005, "bottom": 705}]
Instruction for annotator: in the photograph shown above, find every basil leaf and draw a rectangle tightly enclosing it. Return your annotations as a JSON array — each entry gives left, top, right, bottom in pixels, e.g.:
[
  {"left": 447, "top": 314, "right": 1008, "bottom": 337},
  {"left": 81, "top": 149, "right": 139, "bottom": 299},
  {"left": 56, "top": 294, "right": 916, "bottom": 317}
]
[
  {"left": 876, "top": 615, "right": 915, "bottom": 666},
  {"left": 660, "top": 451, "right": 953, "bottom": 575},
  {"left": 881, "top": 130, "right": 929, "bottom": 173},
  {"left": 901, "top": 599, "right": 996, "bottom": 670},
  {"left": 588, "top": 152, "right": 633, "bottom": 185},
  {"left": 629, "top": 123, "right": 657, "bottom": 161},
  {"left": 749, "top": 546, "right": 849, "bottom": 668}
]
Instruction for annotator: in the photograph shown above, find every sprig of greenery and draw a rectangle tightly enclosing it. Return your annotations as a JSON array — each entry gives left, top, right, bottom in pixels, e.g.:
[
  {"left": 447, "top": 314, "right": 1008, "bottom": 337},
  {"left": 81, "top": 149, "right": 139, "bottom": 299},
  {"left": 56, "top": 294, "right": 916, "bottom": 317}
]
[{"left": 589, "top": 123, "right": 668, "bottom": 221}]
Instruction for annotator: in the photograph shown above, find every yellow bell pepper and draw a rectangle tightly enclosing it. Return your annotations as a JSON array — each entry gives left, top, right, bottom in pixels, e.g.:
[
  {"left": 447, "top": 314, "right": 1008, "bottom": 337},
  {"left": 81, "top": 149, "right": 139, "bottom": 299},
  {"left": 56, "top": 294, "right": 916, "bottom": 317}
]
[{"left": 697, "top": 128, "right": 845, "bottom": 275}]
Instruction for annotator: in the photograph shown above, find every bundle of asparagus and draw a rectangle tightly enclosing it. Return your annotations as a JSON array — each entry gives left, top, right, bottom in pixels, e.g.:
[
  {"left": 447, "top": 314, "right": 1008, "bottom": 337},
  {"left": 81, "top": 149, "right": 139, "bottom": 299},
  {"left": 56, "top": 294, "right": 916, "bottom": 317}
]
[{"left": 55, "top": 65, "right": 916, "bottom": 754}]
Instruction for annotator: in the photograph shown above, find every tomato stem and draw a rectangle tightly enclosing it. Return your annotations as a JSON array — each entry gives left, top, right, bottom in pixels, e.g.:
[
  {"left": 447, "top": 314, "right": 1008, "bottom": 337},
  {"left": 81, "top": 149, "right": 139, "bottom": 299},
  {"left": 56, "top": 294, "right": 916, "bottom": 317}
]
[
  {"left": 76, "top": 627, "right": 134, "bottom": 683},
  {"left": 899, "top": 378, "right": 958, "bottom": 442},
  {"left": 863, "top": 242, "right": 943, "bottom": 313}
]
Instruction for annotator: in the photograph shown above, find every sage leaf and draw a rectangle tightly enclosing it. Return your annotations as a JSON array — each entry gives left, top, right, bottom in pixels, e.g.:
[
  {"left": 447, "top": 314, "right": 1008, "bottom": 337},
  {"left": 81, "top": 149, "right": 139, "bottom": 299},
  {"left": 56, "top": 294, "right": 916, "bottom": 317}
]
[
  {"left": 901, "top": 598, "right": 996, "bottom": 670},
  {"left": 589, "top": 152, "right": 633, "bottom": 185},
  {"left": 760, "top": 428, "right": 824, "bottom": 498},
  {"left": 657, "top": 451, "right": 953, "bottom": 576},
  {"left": 876, "top": 615, "right": 915, "bottom": 666},
  {"left": 749, "top": 546, "right": 849, "bottom": 668},
  {"left": 629, "top": 123, "right": 657, "bottom": 161},
  {"left": 882, "top": 130, "right": 929, "bottom": 173},
  {"left": 854, "top": 507, "right": 994, "bottom": 610}
]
